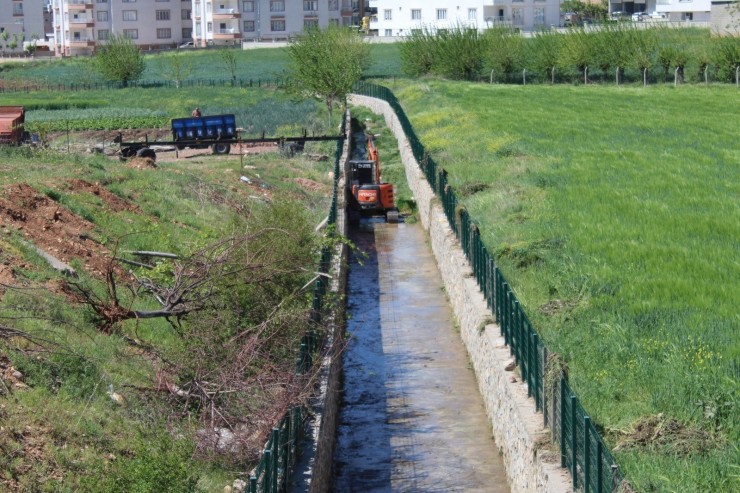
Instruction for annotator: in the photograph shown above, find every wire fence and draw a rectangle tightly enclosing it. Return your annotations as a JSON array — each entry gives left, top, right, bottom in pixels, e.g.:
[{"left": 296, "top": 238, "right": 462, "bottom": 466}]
[
  {"left": 0, "top": 77, "right": 289, "bottom": 94},
  {"left": 247, "top": 112, "right": 344, "bottom": 493},
  {"left": 352, "top": 80, "right": 624, "bottom": 493}
]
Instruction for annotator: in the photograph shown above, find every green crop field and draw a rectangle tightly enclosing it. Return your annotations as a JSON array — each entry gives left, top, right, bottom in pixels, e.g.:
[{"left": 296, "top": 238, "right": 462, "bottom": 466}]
[
  {"left": 383, "top": 79, "right": 739, "bottom": 492},
  {"left": 0, "top": 43, "right": 402, "bottom": 86}
]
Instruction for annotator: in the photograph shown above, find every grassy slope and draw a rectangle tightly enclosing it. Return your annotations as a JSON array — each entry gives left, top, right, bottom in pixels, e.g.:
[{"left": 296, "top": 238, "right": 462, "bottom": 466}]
[
  {"left": 0, "top": 84, "right": 337, "bottom": 491},
  {"left": 387, "top": 79, "right": 739, "bottom": 492}
]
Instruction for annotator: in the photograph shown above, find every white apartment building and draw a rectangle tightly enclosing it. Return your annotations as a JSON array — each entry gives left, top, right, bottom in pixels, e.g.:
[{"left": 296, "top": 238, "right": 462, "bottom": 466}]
[
  {"left": 51, "top": 0, "right": 194, "bottom": 56},
  {"left": 0, "top": 0, "right": 47, "bottom": 53},
  {"left": 191, "top": 0, "right": 368, "bottom": 45},
  {"left": 368, "top": 0, "right": 562, "bottom": 35},
  {"left": 610, "top": 0, "right": 711, "bottom": 21}
]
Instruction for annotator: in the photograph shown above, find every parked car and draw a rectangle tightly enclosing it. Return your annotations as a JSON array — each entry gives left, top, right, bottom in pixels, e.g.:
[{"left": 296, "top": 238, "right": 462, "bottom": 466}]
[
  {"left": 179, "top": 41, "right": 195, "bottom": 49},
  {"left": 649, "top": 11, "right": 667, "bottom": 19},
  {"left": 631, "top": 11, "right": 649, "bottom": 21}
]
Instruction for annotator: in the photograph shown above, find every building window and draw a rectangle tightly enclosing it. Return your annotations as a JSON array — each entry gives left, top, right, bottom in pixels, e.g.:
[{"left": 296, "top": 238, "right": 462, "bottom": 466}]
[
  {"left": 328, "top": 0, "right": 338, "bottom": 11},
  {"left": 270, "top": 1, "right": 284, "bottom": 12},
  {"left": 156, "top": 10, "right": 171, "bottom": 21},
  {"left": 122, "top": 0, "right": 136, "bottom": 3},
  {"left": 123, "top": 29, "right": 138, "bottom": 39},
  {"left": 436, "top": 9, "right": 446, "bottom": 20},
  {"left": 271, "top": 18, "right": 285, "bottom": 31},
  {"left": 303, "top": 1, "right": 318, "bottom": 11},
  {"left": 123, "top": 10, "right": 137, "bottom": 21},
  {"left": 157, "top": 28, "right": 172, "bottom": 39},
  {"left": 98, "top": 29, "right": 109, "bottom": 40},
  {"left": 182, "top": 27, "right": 192, "bottom": 38},
  {"left": 207, "top": 21, "right": 212, "bottom": 33},
  {"left": 243, "top": 20, "right": 255, "bottom": 31},
  {"left": 156, "top": 0, "right": 170, "bottom": 2},
  {"left": 97, "top": 0, "right": 108, "bottom": 3},
  {"left": 243, "top": 1, "right": 254, "bottom": 12},
  {"left": 97, "top": 10, "right": 109, "bottom": 21},
  {"left": 384, "top": 9, "right": 391, "bottom": 20},
  {"left": 304, "top": 17, "right": 318, "bottom": 28},
  {"left": 411, "top": 9, "right": 421, "bottom": 20},
  {"left": 384, "top": 29, "right": 392, "bottom": 36},
  {"left": 13, "top": 3, "right": 23, "bottom": 15},
  {"left": 534, "top": 8, "right": 545, "bottom": 25},
  {"left": 512, "top": 8, "right": 523, "bottom": 25},
  {"left": 182, "top": 9, "right": 191, "bottom": 20},
  {"left": 468, "top": 8, "right": 476, "bottom": 21}
]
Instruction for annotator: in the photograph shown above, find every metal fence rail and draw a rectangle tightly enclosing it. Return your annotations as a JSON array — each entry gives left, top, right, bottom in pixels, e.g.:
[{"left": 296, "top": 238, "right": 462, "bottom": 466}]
[
  {"left": 247, "top": 112, "right": 345, "bottom": 493},
  {"left": 352, "top": 81, "right": 623, "bottom": 492}
]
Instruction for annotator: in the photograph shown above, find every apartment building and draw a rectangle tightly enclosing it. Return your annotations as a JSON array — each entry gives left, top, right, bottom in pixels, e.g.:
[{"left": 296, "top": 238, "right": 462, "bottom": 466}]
[
  {"left": 610, "top": 0, "right": 711, "bottom": 20},
  {"left": 368, "top": 0, "right": 562, "bottom": 35},
  {"left": 51, "top": 0, "right": 194, "bottom": 56},
  {"left": 189, "top": 0, "right": 368, "bottom": 45},
  {"left": 0, "top": 0, "right": 47, "bottom": 53}
]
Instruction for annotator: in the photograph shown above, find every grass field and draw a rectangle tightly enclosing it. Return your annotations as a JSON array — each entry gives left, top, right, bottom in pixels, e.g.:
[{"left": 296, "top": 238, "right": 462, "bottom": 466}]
[
  {"left": 384, "top": 79, "right": 739, "bottom": 492},
  {"left": 0, "top": 80, "right": 338, "bottom": 491},
  {"left": 0, "top": 43, "right": 402, "bottom": 86}
]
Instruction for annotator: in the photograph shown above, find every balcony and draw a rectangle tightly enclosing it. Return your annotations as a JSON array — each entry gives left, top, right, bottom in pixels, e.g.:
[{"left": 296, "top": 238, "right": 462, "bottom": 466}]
[
  {"left": 69, "top": 17, "right": 94, "bottom": 28},
  {"left": 68, "top": 1, "right": 93, "bottom": 10},
  {"left": 213, "top": 28, "right": 242, "bottom": 39},
  {"left": 69, "top": 37, "right": 95, "bottom": 47},
  {"left": 213, "top": 8, "right": 241, "bottom": 20}
]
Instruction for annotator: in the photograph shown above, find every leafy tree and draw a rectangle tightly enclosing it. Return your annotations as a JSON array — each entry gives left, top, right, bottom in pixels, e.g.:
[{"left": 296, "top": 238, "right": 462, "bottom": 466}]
[
  {"left": 158, "top": 51, "right": 193, "bottom": 88},
  {"left": 484, "top": 26, "right": 525, "bottom": 82},
  {"left": 220, "top": 48, "right": 238, "bottom": 82},
  {"left": 286, "top": 26, "right": 369, "bottom": 125},
  {"left": 529, "top": 29, "right": 561, "bottom": 83},
  {"left": 92, "top": 33, "right": 145, "bottom": 87},
  {"left": 9, "top": 34, "right": 18, "bottom": 51}
]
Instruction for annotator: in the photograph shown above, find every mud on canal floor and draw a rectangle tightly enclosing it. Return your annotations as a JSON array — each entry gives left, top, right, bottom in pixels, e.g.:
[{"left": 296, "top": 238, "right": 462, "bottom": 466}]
[{"left": 333, "top": 220, "right": 509, "bottom": 493}]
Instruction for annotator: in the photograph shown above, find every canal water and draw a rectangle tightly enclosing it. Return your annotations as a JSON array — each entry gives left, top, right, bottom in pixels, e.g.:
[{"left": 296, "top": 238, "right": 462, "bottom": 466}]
[{"left": 332, "top": 220, "right": 510, "bottom": 493}]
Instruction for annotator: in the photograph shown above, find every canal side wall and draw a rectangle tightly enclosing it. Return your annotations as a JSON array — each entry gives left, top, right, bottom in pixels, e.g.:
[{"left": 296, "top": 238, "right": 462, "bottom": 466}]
[
  {"left": 348, "top": 94, "right": 572, "bottom": 493},
  {"left": 294, "top": 117, "right": 351, "bottom": 493}
]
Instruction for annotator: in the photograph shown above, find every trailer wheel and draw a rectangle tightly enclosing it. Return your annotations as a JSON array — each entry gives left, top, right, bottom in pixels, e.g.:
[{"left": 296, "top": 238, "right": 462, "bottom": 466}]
[
  {"left": 136, "top": 147, "right": 157, "bottom": 162},
  {"left": 211, "top": 143, "right": 231, "bottom": 155}
]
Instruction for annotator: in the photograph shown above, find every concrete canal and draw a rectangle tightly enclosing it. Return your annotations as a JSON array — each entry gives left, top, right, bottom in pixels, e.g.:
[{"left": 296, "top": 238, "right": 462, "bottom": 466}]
[{"left": 332, "top": 220, "right": 510, "bottom": 493}]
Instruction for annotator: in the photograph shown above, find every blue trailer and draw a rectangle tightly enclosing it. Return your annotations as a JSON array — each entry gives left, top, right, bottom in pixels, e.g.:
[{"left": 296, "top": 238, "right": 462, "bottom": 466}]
[{"left": 116, "top": 113, "right": 344, "bottom": 161}]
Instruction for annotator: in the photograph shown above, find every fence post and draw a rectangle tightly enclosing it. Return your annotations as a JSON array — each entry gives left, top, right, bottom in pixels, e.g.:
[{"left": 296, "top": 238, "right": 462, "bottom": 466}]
[
  {"left": 272, "top": 428, "right": 279, "bottom": 492},
  {"left": 585, "top": 416, "right": 591, "bottom": 493},
  {"left": 249, "top": 475, "right": 257, "bottom": 493},
  {"left": 263, "top": 449, "right": 272, "bottom": 493},
  {"left": 596, "top": 440, "right": 603, "bottom": 493},
  {"left": 571, "top": 395, "right": 578, "bottom": 489},
  {"left": 560, "top": 376, "right": 566, "bottom": 468}
]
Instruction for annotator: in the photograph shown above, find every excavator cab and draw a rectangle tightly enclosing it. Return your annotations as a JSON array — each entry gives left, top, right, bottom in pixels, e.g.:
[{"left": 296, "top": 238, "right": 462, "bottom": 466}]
[{"left": 348, "top": 133, "right": 398, "bottom": 223}]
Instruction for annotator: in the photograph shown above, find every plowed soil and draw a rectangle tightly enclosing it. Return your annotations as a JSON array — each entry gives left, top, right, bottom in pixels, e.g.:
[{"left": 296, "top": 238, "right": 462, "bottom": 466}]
[{"left": 0, "top": 183, "right": 116, "bottom": 278}]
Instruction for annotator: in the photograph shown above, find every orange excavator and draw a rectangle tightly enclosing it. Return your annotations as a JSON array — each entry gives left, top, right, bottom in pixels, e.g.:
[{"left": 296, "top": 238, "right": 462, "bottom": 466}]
[{"left": 348, "top": 133, "right": 399, "bottom": 223}]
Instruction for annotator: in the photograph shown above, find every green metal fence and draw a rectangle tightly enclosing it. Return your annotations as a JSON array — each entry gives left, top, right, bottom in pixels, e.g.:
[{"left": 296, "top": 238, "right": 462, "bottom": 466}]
[
  {"left": 0, "top": 78, "right": 289, "bottom": 94},
  {"left": 247, "top": 113, "right": 345, "bottom": 493},
  {"left": 352, "top": 81, "right": 623, "bottom": 492}
]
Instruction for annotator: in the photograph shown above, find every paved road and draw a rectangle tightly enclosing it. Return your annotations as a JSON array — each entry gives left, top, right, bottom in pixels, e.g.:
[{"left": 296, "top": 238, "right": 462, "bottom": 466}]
[{"left": 333, "top": 221, "right": 509, "bottom": 493}]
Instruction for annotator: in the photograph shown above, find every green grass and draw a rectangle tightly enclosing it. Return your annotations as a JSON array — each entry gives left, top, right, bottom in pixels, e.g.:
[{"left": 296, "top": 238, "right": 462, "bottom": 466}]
[
  {"left": 0, "top": 85, "right": 329, "bottom": 137},
  {"left": 386, "top": 79, "right": 739, "bottom": 492},
  {"left": 0, "top": 43, "right": 403, "bottom": 86},
  {"left": 0, "top": 95, "right": 337, "bottom": 490}
]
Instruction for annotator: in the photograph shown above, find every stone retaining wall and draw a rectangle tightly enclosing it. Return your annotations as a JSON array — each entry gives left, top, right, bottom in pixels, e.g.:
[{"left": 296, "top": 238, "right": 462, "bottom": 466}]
[
  {"left": 349, "top": 94, "right": 572, "bottom": 493},
  {"left": 292, "top": 118, "right": 351, "bottom": 493}
]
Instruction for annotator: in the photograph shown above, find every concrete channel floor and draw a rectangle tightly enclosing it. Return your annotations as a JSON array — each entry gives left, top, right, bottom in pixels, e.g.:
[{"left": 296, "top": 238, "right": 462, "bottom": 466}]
[{"left": 333, "top": 220, "right": 510, "bottom": 493}]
